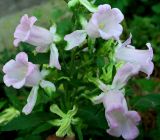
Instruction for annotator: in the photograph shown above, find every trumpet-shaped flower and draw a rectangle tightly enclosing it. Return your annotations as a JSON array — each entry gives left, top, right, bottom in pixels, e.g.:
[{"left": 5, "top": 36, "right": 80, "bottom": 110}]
[
  {"left": 86, "top": 4, "right": 124, "bottom": 40},
  {"left": 3, "top": 52, "right": 42, "bottom": 89},
  {"left": 115, "top": 36, "right": 154, "bottom": 78},
  {"left": 64, "top": 4, "right": 124, "bottom": 50},
  {"left": 14, "top": 14, "right": 61, "bottom": 69},
  {"left": 14, "top": 14, "right": 53, "bottom": 53},
  {"left": 94, "top": 90, "right": 141, "bottom": 140}
]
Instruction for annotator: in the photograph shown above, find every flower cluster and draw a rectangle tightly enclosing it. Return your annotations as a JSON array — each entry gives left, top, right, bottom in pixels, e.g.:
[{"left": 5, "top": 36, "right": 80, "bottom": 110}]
[{"left": 2, "top": 2, "right": 154, "bottom": 140}]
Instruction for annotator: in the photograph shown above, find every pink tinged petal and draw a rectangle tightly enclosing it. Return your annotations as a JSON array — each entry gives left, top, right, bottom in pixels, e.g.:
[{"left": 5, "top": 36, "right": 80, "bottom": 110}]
[
  {"left": 98, "top": 29, "right": 112, "bottom": 40},
  {"left": 3, "top": 58, "right": 28, "bottom": 89},
  {"left": 87, "top": 4, "right": 124, "bottom": 40},
  {"left": 27, "top": 26, "right": 53, "bottom": 52},
  {"left": 15, "top": 52, "right": 28, "bottom": 64},
  {"left": 12, "top": 78, "right": 26, "bottom": 89},
  {"left": 3, "top": 60, "right": 16, "bottom": 73},
  {"left": 14, "top": 14, "right": 37, "bottom": 46},
  {"left": 25, "top": 64, "right": 42, "bottom": 87},
  {"left": 86, "top": 20, "right": 99, "bottom": 38},
  {"left": 107, "top": 126, "right": 122, "bottom": 137},
  {"left": 102, "top": 90, "right": 127, "bottom": 112},
  {"left": 106, "top": 108, "right": 125, "bottom": 129},
  {"left": 22, "top": 86, "right": 39, "bottom": 115},
  {"left": 98, "top": 4, "right": 111, "bottom": 12},
  {"left": 14, "top": 39, "right": 21, "bottom": 47},
  {"left": 29, "top": 16, "right": 37, "bottom": 27},
  {"left": 14, "top": 14, "right": 52, "bottom": 50},
  {"left": 121, "top": 118, "right": 139, "bottom": 140},
  {"left": 64, "top": 30, "right": 87, "bottom": 50},
  {"left": 112, "top": 63, "right": 140, "bottom": 89},
  {"left": 49, "top": 43, "right": 61, "bottom": 70},
  {"left": 126, "top": 111, "right": 141, "bottom": 125},
  {"left": 111, "top": 8, "right": 124, "bottom": 23}
]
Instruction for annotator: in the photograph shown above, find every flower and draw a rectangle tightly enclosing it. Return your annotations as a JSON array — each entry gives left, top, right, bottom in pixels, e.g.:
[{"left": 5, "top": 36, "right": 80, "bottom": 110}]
[
  {"left": 64, "top": 4, "right": 124, "bottom": 50},
  {"left": 115, "top": 36, "right": 154, "bottom": 78},
  {"left": 14, "top": 14, "right": 53, "bottom": 53},
  {"left": 14, "top": 14, "right": 61, "bottom": 69},
  {"left": 94, "top": 90, "right": 141, "bottom": 140},
  {"left": 86, "top": 4, "right": 124, "bottom": 40},
  {"left": 3, "top": 52, "right": 42, "bottom": 89}
]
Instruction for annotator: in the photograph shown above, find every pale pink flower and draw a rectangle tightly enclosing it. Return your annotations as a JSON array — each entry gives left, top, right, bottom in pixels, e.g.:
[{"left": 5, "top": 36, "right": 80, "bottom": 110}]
[
  {"left": 94, "top": 90, "right": 141, "bottom": 140},
  {"left": 14, "top": 14, "right": 61, "bottom": 69},
  {"left": 115, "top": 36, "right": 154, "bottom": 78},
  {"left": 86, "top": 4, "right": 124, "bottom": 40},
  {"left": 14, "top": 14, "right": 53, "bottom": 53},
  {"left": 3, "top": 52, "right": 42, "bottom": 89},
  {"left": 64, "top": 4, "right": 124, "bottom": 50}
]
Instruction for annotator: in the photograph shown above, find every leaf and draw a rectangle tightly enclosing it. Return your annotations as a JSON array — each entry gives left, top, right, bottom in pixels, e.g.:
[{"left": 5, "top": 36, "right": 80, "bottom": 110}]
[
  {"left": 32, "top": 123, "right": 53, "bottom": 134},
  {"left": 4, "top": 87, "right": 22, "bottom": 110},
  {"left": 131, "top": 94, "right": 160, "bottom": 111},
  {"left": 152, "top": 4, "right": 160, "bottom": 14},
  {"left": 28, "top": 52, "right": 49, "bottom": 64},
  {"left": 0, "top": 112, "right": 54, "bottom": 131},
  {"left": 134, "top": 79, "right": 157, "bottom": 92}
]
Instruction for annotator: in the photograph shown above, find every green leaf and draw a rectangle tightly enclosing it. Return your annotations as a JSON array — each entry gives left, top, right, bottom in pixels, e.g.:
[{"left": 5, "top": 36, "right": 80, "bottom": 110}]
[
  {"left": 131, "top": 94, "right": 160, "bottom": 111},
  {"left": 4, "top": 87, "right": 22, "bottom": 110},
  {"left": 134, "top": 79, "right": 157, "bottom": 92},
  {"left": 32, "top": 123, "right": 53, "bottom": 134},
  {"left": 0, "top": 112, "right": 54, "bottom": 131},
  {"left": 152, "top": 4, "right": 160, "bottom": 14}
]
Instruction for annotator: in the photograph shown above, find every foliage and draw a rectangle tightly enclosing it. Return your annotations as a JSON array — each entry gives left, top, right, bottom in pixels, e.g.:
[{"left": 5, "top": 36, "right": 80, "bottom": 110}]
[{"left": 0, "top": 0, "right": 160, "bottom": 140}]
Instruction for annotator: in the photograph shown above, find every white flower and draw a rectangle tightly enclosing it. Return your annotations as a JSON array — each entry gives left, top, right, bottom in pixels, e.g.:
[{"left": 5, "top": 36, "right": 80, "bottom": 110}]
[
  {"left": 64, "top": 4, "right": 124, "bottom": 50},
  {"left": 94, "top": 90, "right": 141, "bottom": 140},
  {"left": 3, "top": 52, "right": 42, "bottom": 89},
  {"left": 86, "top": 4, "right": 124, "bottom": 40}
]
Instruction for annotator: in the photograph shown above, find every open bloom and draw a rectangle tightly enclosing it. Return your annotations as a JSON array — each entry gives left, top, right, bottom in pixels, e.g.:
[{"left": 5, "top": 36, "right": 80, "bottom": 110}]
[
  {"left": 14, "top": 14, "right": 61, "bottom": 70},
  {"left": 115, "top": 36, "right": 154, "bottom": 78},
  {"left": 86, "top": 4, "right": 124, "bottom": 40},
  {"left": 64, "top": 4, "right": 124, "bottom": 50},
  {"left": 3, "top": 52, "right": 42, "bottom": 89},
  {"left": 94, "top": 90, "right": 141, "bottom": 140}
]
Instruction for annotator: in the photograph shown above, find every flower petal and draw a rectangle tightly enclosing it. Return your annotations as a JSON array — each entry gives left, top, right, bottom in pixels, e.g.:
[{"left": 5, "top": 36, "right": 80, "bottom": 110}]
[
  {"left": 122, "top": 118, "right": 139, "bottom": 140},
  {"left": 22, "top": 86, "right": 39, "bottom": 115},
  {"left": 49, "top": 43, "right": 61, "bottom": 70},
  {"left": 64, "top": 30, "right": 87, "bottom": 50},
  {"left": 15, "top": 52, "right": 28, "bottom": 64},
  {"left": 12, "top": 78, "right": 26, "bottom": 89},
  {"left": 25, "top": 64, "right": 42, "bottom": 87},
  {"left": 112, "top": 63, "right": 140, "bottom": 89}
]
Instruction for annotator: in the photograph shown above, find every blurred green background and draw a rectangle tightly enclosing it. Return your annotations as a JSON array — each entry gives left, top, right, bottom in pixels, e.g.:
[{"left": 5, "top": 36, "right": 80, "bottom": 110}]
[{"left": 0, "top": 0, "right": 160, "bottom": 140}]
